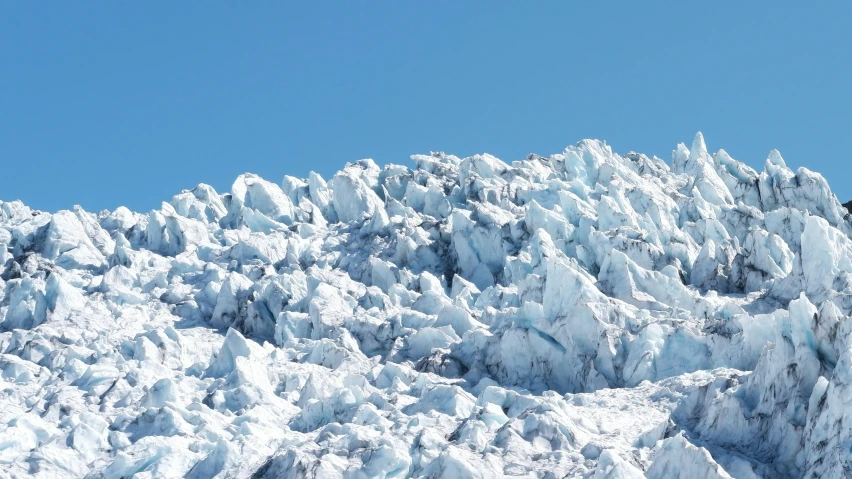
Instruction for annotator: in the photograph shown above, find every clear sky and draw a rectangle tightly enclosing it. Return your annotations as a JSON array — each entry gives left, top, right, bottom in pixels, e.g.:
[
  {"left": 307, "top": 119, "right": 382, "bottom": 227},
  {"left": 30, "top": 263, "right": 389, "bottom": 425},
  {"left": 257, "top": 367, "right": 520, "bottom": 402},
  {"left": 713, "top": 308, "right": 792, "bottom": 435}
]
[{"left": 3, "top": 3, "right": 851, "bottom": 213}]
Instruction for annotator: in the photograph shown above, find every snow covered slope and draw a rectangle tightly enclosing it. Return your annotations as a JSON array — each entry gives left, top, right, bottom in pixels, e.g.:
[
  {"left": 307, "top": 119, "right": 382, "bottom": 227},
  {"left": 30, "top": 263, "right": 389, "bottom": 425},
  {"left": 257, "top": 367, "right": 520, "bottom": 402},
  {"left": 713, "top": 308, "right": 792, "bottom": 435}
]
[{"left": 1, "top": 133, "right": 851, "bottom": 478}]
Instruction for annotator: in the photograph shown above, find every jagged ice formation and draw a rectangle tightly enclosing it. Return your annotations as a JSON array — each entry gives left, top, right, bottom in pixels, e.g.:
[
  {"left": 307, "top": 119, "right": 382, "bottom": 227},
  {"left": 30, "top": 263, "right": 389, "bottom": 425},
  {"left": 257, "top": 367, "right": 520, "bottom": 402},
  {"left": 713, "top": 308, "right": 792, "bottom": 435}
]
[{"left": 1, "top": 133, "right": 852, "bottom": 478}]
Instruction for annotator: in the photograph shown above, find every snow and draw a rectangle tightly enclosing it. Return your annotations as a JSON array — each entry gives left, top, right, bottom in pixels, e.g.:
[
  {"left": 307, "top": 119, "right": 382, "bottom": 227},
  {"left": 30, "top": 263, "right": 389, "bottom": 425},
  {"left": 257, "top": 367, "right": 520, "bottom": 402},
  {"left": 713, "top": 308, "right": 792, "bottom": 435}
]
[{"left": 1, "top": 133, "right": 852, "bottom": 477}]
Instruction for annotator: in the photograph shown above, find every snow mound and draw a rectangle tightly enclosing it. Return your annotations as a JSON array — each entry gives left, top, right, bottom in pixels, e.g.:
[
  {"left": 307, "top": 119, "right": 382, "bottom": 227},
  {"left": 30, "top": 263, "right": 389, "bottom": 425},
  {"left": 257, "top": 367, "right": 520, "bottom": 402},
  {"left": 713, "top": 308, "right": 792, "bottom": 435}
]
[{"left": 1, "top": 133, "right": 851, "bottom": 478}]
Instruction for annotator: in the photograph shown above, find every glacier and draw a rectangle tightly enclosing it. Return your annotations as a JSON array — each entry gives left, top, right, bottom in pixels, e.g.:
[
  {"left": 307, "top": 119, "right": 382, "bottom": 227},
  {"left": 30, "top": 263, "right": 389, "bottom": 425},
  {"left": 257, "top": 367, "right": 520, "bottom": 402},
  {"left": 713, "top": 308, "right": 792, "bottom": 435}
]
[{"left": 1, "top": 133, "right": 851, "bottom": 478}]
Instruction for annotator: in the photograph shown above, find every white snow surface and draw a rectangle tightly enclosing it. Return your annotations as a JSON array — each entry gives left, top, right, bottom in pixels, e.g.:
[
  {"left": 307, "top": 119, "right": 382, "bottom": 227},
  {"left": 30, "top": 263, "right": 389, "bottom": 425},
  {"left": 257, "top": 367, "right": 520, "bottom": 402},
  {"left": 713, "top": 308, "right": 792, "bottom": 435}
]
[{"left": 1, "top": 133, "right": 851, "bottom": 478}]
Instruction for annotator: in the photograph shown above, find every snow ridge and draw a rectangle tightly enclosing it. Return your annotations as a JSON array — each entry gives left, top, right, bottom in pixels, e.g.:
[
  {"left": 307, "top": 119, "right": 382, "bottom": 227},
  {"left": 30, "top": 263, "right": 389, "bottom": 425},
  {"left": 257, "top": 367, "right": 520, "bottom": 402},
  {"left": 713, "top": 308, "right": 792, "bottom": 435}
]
[{"left": 1, "top": 133, "right": 851, "bottom": 478}]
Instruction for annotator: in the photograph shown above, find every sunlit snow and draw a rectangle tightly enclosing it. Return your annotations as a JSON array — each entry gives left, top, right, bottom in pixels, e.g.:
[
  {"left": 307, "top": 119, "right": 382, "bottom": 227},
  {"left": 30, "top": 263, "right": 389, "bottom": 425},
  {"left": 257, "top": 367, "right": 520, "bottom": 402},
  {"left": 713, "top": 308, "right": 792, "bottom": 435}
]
[{"left": 1, "top": 133, "right": 850, "bottom": 478}]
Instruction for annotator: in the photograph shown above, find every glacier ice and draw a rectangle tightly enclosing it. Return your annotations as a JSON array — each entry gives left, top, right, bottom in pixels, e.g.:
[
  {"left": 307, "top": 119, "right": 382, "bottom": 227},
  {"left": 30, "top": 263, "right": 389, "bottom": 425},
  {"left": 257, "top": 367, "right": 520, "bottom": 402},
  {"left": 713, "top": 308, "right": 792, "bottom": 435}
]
[{"left": 1, "top": 133, "right": 852, "bottom": 477}]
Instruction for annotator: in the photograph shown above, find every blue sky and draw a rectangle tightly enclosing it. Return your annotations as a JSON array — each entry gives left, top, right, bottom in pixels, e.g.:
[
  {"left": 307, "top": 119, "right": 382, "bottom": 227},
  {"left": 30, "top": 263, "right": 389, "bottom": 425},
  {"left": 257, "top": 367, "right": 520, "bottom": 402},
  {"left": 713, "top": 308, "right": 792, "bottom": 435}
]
[{"left": 3, "top": 3, "right": 851, "bottom": 213}]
